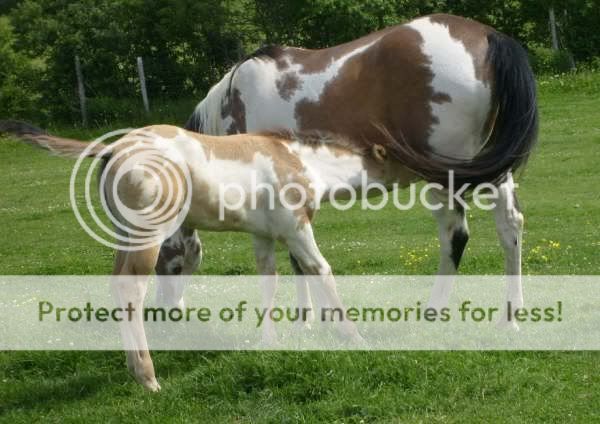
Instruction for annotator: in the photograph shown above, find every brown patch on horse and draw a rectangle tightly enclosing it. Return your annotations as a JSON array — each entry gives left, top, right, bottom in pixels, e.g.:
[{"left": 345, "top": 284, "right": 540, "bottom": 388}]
[
  {"left": 186, "top": 132, "right": 303, "bottom": 172},
  {"left": 221, "top": 88, "right": 247, "bottom": 134},
  {"left": 284, "top": 26, "right": 395, "bottom": 75},
  {"left": 293, "top": 25, "right": 452, "bottom": 160},
  {"left": 276, "top": 72, "right": 302, "bottom": 101},
  {"left": 431, "top": 92, "right": 452, "bottom": 104},
  {"left": 428, "top": 14, "right": 494, "bottom": 84}
]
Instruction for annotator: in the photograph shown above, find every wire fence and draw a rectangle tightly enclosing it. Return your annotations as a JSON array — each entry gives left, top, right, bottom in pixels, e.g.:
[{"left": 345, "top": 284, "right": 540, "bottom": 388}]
[{"left": 66, "top": 53, "right": 243, "bottom": 128}]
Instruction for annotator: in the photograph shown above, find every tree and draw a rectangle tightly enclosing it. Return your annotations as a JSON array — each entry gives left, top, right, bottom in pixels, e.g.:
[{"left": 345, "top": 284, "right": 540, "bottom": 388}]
[{"left": 0, "top": 17, "right": 41, "bottom": 120}]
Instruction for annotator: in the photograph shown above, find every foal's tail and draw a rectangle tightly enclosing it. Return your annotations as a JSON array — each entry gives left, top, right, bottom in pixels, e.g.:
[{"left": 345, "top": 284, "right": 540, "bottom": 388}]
[
  {"left": 384, "top": 31, "right": 539, "bottom": 187},
  {"left": 0, "top": 120, "right": 111, "bottom": 159}
]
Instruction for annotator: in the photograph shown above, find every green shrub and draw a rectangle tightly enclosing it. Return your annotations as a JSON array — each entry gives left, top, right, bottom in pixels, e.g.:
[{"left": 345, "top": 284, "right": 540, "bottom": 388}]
[
  {"left": 529, "top": 45, "right": 575, "bottom": 75},
  {"left": 589, "top": 57, "right": 600, "bottom": 71},
  {"left": 537, "top": 70, "right": 600, "bottom": 96},
  {"left": 0, "top": 16, "right": 42, "bottom": 120},
  {"left": 85, "top": 97, "right": 141, "bottom": 126},
  {"left": 75, "top": 96, "right": 199, "bottom": 129}
]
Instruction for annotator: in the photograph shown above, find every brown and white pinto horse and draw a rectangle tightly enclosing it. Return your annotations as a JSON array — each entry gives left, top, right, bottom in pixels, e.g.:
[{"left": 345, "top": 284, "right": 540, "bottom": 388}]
[{"left": 159, "top": 14, "right": 538, "bottom": 315}]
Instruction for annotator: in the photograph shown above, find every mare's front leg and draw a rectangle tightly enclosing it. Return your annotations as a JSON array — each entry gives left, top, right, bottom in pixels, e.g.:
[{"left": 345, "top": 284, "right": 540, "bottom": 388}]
[
  {"left": 494, "top": 174, "right": 524, "bottom": 328},
  {"left": 112, "top": 245, "right": 161, "bottom": 391},
  {"left": 285, "top": 224, "right": 363, "bottom": 343},
  {"left": 253, "top": 235, "right": 278, "bottom": 345}
]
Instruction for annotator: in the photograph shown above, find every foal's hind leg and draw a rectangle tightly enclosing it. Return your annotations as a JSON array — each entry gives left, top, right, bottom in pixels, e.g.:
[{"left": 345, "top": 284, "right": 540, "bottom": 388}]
[
  {"left": 289, "top": 254, "right": 315, "bottom": 329},
  {"left": 427, "top": 189, "right": 470, "bottom": 310},
  {"left": 253, "top": 236, "right": 278, "bottom": 344},
  {"left": 494, "top": 174, "right": 524, "bottom": 326},
  {"left": 285, "top": 225, "right": 362, "bottom": 342},
  {"left": 155, "top": 227, "right": 202, "bottom": 308},
  {"left": 112, "top": 246, "right": 161, "bottom": 391}
]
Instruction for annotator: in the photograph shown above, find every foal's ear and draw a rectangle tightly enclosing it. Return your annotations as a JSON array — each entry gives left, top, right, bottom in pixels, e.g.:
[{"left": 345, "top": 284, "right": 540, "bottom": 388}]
[{"left": 372, "top": 144, "right": 387, "bottom": 162}]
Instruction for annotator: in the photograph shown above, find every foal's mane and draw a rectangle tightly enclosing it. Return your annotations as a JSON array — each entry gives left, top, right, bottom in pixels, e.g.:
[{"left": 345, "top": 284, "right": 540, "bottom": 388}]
[{"left": 260, "top": 129, "right": 371, "bottom": 158}]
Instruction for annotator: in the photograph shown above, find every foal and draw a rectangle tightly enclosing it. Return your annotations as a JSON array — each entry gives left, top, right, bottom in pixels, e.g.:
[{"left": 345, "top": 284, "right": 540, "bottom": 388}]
[{"left": 3, "top": 122, "right": 410, "bottom": 391}]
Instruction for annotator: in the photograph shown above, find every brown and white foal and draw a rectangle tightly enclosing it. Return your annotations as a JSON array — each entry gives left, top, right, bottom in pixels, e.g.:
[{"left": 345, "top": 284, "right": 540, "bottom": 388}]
[{"left": 3, "top": 122, "right": 408, "bottom": 390}]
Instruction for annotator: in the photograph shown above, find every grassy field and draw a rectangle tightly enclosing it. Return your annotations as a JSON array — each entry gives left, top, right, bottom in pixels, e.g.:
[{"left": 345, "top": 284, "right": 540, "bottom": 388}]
[{"left": 1, "top": 72, "right": 599, "bottom": 421}]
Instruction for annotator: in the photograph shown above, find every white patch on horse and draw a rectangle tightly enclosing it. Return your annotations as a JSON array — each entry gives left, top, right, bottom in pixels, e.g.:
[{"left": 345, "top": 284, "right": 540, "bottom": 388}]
[
  {"left": 190, "top": 69, "right": 235, "bottom": 134},
  {"left": 291, "top": 143, "right": 365, "bottom": 195},
  {"left": 231, "top": 39, "right": 381, "bottom": 132},
  {"left": 408, "top": 17, "right": 492, "bottom": 159}
]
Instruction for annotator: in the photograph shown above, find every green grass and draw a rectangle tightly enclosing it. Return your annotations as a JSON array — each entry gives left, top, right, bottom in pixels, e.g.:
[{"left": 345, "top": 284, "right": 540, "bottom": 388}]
[{"left": 1, "top": 72, "right": 599, "bottom": 421}]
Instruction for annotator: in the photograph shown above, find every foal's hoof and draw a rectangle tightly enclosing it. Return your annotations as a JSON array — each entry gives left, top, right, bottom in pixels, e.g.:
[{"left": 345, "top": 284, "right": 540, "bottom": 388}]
[
  {"left": 293, "top": 319, "right": 313, "bottom": 333},
  {"left": 138, "top": 375, "right": 161, "bottom": 392},
  {"left": 129, "top": 365, "right": 162, "bottom": 392},
  {"left": 257, "top": 328, "right": 280, "bottom": 348},
  {"left": 348, "top": 333, "right": 368, "bottom": 348},
  {"left": 337, "top": 330, "right": 368, "bottom": 348}
]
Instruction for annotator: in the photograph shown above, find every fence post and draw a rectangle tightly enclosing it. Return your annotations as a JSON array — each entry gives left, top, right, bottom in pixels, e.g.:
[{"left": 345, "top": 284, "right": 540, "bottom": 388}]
[
  {"left": 137, "top": 56, "right": 150, "bottom": 113},
  {"left": 74, "top": 55, "right": 88, "bottom": 127},
  {"left": 549, "top": 7, "right": 559, "bottom": 51}
]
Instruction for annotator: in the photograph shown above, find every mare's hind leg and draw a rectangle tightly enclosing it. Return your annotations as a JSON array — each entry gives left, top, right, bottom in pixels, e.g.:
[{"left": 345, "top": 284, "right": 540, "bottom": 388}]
[
  {"left": 427, "top": 189, "right": 470, "bottom": 310},
  {"left": 112, "top": 246, "right": 161, "bottom": 391},
  {"left": 285, "top": 224, "right": 362, "bottom": 342},
  {"left": 494, "top": 174, "right": 524, "bottom": 325},
  {"left": 155, "top": 227, "right": 202, "bottom": 308},
  {"left": 289, "top": 254, "right": 315, "bottom": 329}
]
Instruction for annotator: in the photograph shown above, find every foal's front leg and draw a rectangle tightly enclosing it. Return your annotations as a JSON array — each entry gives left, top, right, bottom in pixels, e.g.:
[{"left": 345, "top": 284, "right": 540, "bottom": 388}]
[
  {"left": 253, "top": 236, "right": 278, "bottom": 345},
  {"left": 155, "top": 227, "right": 202, "bottom": 309}
]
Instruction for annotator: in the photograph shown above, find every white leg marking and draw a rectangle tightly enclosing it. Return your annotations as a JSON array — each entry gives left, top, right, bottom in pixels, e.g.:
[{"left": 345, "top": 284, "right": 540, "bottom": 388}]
[
  {"left": 112, "top": 249, "right": 161, "bottom": 391},
  {"left": 494, "top": 174, "right": 524, "bottom": 327},
  {"left": 427, "top": 189, "right": 469, "bottom": 310}
]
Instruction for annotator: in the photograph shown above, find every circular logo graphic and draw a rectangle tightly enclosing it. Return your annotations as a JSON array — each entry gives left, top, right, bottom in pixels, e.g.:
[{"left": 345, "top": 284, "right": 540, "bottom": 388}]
[{"left": 69, "top": 128, "right": 193, "bottom": 251}]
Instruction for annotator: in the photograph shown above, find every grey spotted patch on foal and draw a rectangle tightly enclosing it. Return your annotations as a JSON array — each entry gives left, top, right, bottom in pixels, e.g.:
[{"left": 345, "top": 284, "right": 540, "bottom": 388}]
[
  {"left": 156, "top": 236, "right": 185, "bottom": 275},
  {"left": 156, "top": 227, "right": 202, "bottom": 276}
]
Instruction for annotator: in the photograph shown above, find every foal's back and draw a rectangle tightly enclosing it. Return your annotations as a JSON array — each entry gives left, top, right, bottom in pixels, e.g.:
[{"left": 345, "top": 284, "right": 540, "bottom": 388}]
[{"left": 108, "top": 126, "right": 318, "bottom": 237}]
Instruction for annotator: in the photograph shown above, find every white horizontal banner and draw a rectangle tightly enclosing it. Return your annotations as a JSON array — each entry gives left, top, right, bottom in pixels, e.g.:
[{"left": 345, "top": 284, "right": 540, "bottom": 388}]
[{"left": 0, "top": 276, "right": 597, "bottom": 350}]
